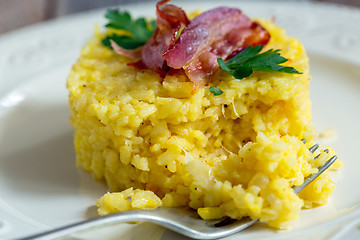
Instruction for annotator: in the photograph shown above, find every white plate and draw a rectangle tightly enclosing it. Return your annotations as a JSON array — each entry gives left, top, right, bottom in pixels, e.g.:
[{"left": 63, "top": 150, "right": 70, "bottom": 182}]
[{"left": 1, "top": 1, "right": 360, "bottom": 239}]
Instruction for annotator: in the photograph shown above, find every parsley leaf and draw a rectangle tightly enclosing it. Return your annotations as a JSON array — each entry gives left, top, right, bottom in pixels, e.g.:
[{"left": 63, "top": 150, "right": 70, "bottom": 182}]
[
  {"left": 217, "top": 45, "right": 302, "bottom": 79},
  {"left": 102, "top": 9, "right": 156, "bottom": 49},
  {"left": 209, "top": 87, "right": 224, "bottom": 96}
]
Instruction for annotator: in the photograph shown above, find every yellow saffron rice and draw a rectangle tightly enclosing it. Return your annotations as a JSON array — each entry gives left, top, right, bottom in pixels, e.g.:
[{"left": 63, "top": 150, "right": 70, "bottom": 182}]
[{"left": 66, "top": 19, "right": 340, "bottom": 229}]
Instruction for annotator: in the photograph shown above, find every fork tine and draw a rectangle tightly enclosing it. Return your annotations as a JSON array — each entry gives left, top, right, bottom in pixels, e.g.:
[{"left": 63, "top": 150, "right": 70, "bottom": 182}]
[
  {"left": 309, "top": 143, "right": 319, "bottom": 153},
  {"left": 198, "top": 142, "right": 337, "bottom": 234},
  {"left": 293, "top": 154, "right": 337, "bottom": 194}
]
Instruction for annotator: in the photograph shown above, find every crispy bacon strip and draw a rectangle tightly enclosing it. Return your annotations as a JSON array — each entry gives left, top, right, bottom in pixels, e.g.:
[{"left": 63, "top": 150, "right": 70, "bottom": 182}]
[
  {"left": 141, "top": 0, "right": 190, "bottom": 75},
  {"left": 155, "top": 0, "right": 189, "bottom": 30},
  {"left": 162, "top": 7, "right": 270, "bottom": 90},
  {"left": 110, "top": 1, "right": 270, "bottom": 91},
  {"left": 110, "top": 40, "right": 142, "bottom": 60}
]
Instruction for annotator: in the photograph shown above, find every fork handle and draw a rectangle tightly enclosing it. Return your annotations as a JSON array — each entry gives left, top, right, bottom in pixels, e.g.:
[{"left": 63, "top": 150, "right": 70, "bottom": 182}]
[
  {"left": 16, "top": 210, "right": 161, "bottom": 240},
  {"left": 17, "top": 155, "right": 337, "bottom": 240}
]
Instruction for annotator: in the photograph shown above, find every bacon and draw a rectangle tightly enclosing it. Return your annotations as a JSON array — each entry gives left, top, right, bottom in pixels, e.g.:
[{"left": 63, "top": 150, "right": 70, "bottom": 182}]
[
  {"left": 162, "top": 7, "right": 270, "bottom": 90},
  {"left": 110, "top": 1, "right": 270, "bottom": 91},
  {"left": 141, "top": 0, "right": 190, "bottom": 75},
  {"left": 155, "top": 0, "right": 189, "bottom": 30},
  {"left": 110, "top": 40, "right": 142, "bottom": 60}
]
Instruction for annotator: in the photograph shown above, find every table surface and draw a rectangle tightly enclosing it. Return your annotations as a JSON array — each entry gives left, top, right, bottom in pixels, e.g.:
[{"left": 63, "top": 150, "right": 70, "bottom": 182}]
[{"left": 0, "top": 0, "right": 359, "bottom": 35}]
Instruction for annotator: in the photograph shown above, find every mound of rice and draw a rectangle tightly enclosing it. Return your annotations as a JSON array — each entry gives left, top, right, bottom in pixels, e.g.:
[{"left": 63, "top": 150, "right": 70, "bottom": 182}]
[{"left": 66, "top": 18, "right": 339, "bottom": 229}]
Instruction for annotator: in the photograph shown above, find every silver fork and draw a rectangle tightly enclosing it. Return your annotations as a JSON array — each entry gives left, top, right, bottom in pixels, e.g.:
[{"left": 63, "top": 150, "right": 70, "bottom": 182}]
[{"left": 17, "top": 143, "right": 337, "bottom": 240}]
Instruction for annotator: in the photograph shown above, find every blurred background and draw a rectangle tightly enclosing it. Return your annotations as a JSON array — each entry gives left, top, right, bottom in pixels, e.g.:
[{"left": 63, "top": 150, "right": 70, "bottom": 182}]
[{"left": 0, "top": 0, "right": 359, "bottom": 35}]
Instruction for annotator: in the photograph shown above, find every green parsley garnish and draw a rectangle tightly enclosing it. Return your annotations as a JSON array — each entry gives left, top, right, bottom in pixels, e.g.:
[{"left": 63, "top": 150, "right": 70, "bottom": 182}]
[
  {"left": 102, "top": 9, "right": 156, "bottom": 50},
  {"left": 217, "top": 45, "right": 302, "bottom": 79},
  {"left": 209, "top": 87, "right": 223, "bottom": 96}
]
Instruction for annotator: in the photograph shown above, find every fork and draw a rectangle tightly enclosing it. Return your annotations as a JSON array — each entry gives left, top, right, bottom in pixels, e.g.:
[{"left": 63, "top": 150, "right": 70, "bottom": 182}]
[{"left": 17, "top": 143, "right": 337, "bottom": 240}]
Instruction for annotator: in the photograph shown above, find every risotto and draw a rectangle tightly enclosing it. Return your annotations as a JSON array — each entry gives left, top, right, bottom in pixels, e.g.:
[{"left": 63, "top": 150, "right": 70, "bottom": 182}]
[{"left": 67, "top": 1, "right": 340, "bottom": 229}]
